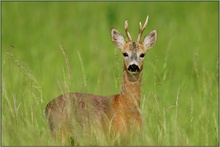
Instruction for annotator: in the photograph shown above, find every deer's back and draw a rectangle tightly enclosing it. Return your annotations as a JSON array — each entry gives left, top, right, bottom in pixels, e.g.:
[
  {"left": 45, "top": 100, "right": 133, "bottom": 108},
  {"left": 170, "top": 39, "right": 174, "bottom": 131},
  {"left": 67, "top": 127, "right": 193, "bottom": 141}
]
[
  {"left": 45, "top": 92, "right": 141, "bottom": 141},
  {"left": 45, "top": 93, "right": 115, "bottom": 135}
]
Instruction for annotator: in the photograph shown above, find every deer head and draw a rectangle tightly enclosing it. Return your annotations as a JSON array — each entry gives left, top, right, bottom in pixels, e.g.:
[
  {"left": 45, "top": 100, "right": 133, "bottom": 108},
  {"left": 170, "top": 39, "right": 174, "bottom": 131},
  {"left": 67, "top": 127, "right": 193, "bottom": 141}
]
[{"left": 111, "top": 16, "right": 157, "bottom": 76}]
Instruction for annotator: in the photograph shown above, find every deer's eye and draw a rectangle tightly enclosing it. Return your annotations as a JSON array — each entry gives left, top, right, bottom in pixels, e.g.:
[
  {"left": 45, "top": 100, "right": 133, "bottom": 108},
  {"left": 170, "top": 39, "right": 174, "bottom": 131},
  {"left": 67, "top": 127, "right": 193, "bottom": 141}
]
[
  {"left": 123, "top": 53, "right": 129, "bottom": 57},
  {"left": 140, "top": 53, "right": 145, "bottom": 58}
]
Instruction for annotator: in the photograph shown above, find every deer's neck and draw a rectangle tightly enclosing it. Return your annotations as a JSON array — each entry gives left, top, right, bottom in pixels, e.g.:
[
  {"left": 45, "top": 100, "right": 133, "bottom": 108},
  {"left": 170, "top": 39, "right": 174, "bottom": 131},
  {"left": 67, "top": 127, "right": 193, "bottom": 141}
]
[{"left": 120, "top": 66, "right": 142, "bottom": 107}]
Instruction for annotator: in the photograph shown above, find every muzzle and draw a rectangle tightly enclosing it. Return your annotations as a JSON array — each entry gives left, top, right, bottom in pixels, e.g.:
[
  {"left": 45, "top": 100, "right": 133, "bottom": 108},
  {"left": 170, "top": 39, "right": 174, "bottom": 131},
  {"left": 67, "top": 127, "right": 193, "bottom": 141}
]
[{"left": 128, "top": 64, "right": 140, "bottom": 73}]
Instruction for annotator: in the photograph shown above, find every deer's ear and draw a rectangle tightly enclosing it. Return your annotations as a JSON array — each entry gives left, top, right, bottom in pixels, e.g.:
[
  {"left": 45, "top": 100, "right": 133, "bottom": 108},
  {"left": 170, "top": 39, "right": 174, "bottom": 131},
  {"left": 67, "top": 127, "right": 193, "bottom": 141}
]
[
  {"left": 111, "top": 28, "right": 125, "bottom": 50},
  {"left": 143, "top": 30, "right": 157, "bottom": 50}
]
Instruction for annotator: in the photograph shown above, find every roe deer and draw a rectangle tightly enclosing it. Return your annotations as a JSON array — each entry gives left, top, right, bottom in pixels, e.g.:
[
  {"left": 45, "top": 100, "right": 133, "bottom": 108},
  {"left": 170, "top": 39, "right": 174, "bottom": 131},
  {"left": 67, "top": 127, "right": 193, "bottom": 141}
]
[{"left": 45, "top": 16, "right": 157, "bottom": 144}]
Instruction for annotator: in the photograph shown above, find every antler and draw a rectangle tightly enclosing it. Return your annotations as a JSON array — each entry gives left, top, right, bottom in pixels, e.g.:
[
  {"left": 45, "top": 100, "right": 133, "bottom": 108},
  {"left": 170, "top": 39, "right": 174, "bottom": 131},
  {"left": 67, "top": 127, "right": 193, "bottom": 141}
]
[
  {"left": 125, "top": 20, "right": 132, "bottom": 42},
  {"left": 136, "top": 16, "right": 149, "bottom": 42}
]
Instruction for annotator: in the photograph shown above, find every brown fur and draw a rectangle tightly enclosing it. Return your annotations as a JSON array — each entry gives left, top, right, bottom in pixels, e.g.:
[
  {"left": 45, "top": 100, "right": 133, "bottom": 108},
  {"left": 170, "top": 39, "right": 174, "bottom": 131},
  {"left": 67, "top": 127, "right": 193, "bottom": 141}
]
[
  {"left": 45, "top": 67, "right": 142, "bottom": 143},
  {"left": 45, "top": 16, "right": 157, "bottom": 145}
]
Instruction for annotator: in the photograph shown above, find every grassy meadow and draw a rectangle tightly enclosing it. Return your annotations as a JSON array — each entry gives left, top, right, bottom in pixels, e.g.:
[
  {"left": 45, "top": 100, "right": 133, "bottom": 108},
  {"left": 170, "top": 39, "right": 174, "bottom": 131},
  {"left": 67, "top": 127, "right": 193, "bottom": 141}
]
[{"left": 2, "top": 2, "right": 219, "bottom": 146}]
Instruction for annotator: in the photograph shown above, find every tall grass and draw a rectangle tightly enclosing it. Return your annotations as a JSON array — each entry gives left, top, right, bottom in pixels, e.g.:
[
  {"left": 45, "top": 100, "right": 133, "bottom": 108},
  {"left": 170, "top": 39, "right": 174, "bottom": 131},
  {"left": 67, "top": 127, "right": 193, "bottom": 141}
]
[{"left": 2, "top": 2, "right": 218, "bottom": 146}]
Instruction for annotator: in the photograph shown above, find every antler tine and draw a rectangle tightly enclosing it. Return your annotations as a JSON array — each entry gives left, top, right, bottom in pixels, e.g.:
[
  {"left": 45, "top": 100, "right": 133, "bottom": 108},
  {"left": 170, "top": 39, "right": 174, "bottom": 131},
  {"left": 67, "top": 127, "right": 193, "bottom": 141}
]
[
  {"left": 125, "top": 20, "right": 132, "bottom": 42},
  {"left": 137, "top": 16, "right": 149, "bottom": 42}
]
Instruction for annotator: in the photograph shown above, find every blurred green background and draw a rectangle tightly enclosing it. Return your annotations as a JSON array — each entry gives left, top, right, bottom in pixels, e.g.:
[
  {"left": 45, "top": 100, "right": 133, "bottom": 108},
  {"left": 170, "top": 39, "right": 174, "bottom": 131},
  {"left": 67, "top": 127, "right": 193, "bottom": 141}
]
[{"left": 2, "top": 2, "right": 218, "bottom": 146}]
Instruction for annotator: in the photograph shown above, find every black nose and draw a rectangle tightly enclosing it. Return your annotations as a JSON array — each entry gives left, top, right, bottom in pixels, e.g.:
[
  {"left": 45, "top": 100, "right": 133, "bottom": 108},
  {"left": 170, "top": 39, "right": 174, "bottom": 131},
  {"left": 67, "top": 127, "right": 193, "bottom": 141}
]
[{"left": 128, "top": 64, "right": 140, "bottom": 73}]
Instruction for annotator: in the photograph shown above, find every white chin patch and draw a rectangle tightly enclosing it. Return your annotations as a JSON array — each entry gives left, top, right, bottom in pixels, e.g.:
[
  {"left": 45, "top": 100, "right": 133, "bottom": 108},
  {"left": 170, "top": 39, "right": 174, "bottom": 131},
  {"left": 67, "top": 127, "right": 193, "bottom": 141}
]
[{"left": 128, "top": 70, "right": 139, "bottom": 75}]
